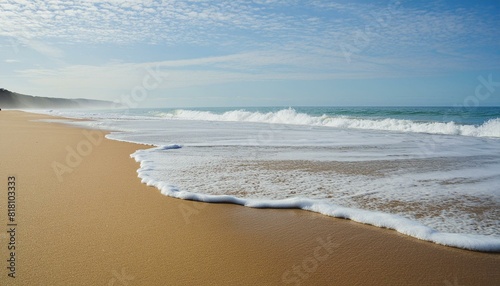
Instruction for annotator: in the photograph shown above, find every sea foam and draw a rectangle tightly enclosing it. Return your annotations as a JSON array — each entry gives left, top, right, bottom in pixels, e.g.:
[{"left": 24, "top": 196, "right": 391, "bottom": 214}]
[
  {"left": 131, "top": 145, "right": 500, "bottom": 252},
  {"left": 32, "top": 108, "right": 500, "bottom": 252}
]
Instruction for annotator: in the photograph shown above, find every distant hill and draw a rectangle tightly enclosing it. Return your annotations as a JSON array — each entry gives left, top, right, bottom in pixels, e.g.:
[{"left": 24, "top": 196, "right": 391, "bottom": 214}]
[{"left": 0, "top": 88, "right": 117, "bottom": 109}]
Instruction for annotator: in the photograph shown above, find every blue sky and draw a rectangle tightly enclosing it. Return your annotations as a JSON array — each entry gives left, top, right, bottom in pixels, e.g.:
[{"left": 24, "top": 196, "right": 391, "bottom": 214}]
[{"left": 1, "top": 0, "right": 499, "bottom": 107}]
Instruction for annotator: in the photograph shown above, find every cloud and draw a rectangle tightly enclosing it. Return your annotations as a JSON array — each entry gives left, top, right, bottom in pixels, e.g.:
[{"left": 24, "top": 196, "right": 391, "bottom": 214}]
[
  {"left": 2, "top": 0, "right": 500, "bottom": 96},
  {"left": 5, "top": 59, "right": 20, "bottom": 63},
  {"left": 17, "top": 44, "right": 491, "bottom": 102},
  {"left": 20, "top": 39, "right": 65, "bottom": 59},
  {"left": 11, "top": 51, "right": 348, "bottom": 101},
  {"left": 1, "top": 0, "right": 498, "bottom": 52}
]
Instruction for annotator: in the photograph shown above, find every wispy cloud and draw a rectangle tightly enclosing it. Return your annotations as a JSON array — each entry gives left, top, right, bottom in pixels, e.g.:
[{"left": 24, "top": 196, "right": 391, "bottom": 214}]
[
  {"left": 21, "top": 39, "right": 65, "bottom": 59},
  {"left": 1, "top": 1, "right": 498, "bottom": 54},
  {"left": 16, "top": 45, "right": 490, "bottom": 101},
  {"left": 1, "top": 0, "right": 499, "bottom": 101}
]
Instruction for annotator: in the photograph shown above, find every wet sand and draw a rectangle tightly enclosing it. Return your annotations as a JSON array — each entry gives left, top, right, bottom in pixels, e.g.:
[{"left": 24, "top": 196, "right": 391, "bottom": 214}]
[{"left": 0, "top": 110, "right": 498, "bottom": 285}]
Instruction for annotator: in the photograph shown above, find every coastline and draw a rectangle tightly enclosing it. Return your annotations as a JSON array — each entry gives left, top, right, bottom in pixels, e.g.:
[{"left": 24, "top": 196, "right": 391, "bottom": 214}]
[{"left": 0, "top": 110, "right": 499, "bottom": 285}]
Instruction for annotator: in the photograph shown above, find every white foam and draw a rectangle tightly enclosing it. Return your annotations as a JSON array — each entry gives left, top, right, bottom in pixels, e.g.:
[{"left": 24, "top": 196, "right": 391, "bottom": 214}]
[
  {"left": 155, "top": 108, "right": 500, "bottom": 138},
  {"left": 29, "top": 108, "right": 500, "bottom": 138},
  {"left": 131, "top": 146, "right": 500, "bottom": 252},
  {"left": 30, "top": 108, "right": 500, "bottom": 252}
]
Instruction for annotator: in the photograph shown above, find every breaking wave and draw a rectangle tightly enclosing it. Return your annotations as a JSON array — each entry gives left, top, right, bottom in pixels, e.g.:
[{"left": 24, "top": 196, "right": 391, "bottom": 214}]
[{"left": 153, "top": 108, "right": 500, "bottom": 138}]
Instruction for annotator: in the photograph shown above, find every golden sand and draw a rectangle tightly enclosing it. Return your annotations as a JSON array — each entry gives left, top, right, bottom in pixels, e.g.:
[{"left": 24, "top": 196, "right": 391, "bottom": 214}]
[{"left": 0, "top": 110, "right": 498, "bottom": 285}]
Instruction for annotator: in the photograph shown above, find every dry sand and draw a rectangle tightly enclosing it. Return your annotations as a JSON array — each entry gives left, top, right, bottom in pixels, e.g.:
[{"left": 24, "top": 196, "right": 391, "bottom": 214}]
[{"left": 0, "top": 110, "right": 498, "bottom": 285}]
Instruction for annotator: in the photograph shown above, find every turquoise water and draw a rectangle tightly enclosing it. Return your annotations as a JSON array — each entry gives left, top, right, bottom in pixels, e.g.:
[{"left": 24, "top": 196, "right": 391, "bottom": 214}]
[{"left": 122, "top": 106, "right": 500, "bottom": 125}]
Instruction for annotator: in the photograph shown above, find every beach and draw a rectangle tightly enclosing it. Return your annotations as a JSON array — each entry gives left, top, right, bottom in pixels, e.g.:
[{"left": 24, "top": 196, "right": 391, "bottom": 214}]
[{"left": 0, "top": 110, "right": 499, "bottom": 285}]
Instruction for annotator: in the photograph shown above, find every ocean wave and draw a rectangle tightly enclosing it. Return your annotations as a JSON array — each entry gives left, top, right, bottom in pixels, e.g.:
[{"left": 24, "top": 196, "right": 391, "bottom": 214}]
[
  {"left": 131, "top": 146, "right": 500, "bottom": 252},
  {"left": 153, "top": 108, "right": 500, "bottom": 138}
]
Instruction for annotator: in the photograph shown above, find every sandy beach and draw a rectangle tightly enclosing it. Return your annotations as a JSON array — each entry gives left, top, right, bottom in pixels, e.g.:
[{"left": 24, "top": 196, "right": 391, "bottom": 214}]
[{"left": 0, "top": 110, "right": 499, "bottom": 285}]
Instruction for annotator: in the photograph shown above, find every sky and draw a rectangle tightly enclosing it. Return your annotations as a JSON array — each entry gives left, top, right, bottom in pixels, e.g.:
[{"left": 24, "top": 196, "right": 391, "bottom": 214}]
[{"left": 1, "top": 0, "right": 500, "bottom": 107}]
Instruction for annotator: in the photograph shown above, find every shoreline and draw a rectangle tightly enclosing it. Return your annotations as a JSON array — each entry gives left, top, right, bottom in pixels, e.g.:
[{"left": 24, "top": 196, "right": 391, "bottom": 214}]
[
  {"left": 0, "top": 110, "right": 499, "bottom": 285},
  {"left": 132, "top": 146, "right": 500, "bottom": 253},
  {"left": 38, "top": 110, "right": 500, "bottom": 251}
]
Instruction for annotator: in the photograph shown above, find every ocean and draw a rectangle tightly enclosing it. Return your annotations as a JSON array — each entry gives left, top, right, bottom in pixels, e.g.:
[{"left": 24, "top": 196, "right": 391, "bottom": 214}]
[{"left": 38, "top": 106, "right": 500, "bottom": 251}]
